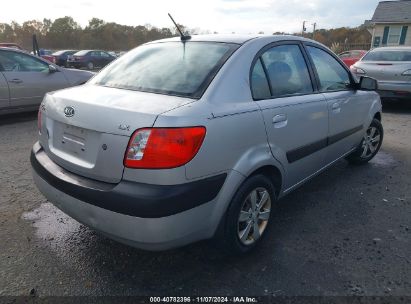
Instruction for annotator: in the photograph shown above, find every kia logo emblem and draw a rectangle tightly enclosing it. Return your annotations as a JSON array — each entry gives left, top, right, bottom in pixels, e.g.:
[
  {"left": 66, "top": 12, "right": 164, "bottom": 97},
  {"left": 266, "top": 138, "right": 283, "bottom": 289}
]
[{"left": 64, "top": 106, "right": 75, "bottom": 117}]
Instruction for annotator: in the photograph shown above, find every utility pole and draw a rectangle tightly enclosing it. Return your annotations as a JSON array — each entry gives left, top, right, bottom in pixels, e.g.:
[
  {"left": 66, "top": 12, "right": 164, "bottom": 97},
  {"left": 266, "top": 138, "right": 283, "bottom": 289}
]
[
  {"left": 302, "top": 21, "right": 307, "bottom": 37},
  {"left": 312, "top": 22, "right": 317, "bottom": 40}
]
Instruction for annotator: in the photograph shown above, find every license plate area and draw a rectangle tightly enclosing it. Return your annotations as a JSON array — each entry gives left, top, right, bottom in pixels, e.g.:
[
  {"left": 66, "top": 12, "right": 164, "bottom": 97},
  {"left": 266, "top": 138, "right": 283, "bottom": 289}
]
[{"left": 62, "top": 124, "right": 88, "bottom": 155}]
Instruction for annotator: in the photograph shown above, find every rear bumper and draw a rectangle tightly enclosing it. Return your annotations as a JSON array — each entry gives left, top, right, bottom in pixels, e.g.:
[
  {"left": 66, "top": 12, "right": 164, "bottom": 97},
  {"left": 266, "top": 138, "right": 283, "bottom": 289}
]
[
  {"left": 377, "top": 81, "right": 411, "bottom": 100},
  {"left": 31, "top": 142, "right": 229, "bottom": 250}
]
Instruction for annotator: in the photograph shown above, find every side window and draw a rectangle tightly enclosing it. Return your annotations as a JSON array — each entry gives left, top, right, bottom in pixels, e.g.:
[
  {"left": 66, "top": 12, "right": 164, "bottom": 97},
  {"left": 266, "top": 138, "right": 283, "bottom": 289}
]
[
  {"left": 101, "top": 52, "right": 109, "bottom": 58},
  {"left": 307, "top": 46, "right": 351, "bottom": 92},
  {"left": 261, "top": 44, "right": 313, "bottom": 98},
  {"left": 251, "top": 58, "right": 271, "bottom": 100},
  {"left": 0, "top": 51, "right": 49, "bottom": 72}
]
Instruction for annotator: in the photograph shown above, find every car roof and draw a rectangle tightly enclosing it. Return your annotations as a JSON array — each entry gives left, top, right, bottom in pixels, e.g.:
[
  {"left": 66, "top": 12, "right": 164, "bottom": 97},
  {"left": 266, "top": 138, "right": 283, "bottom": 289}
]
[{"left": 149, "top": 34, "right": 316, "bottom": 45}]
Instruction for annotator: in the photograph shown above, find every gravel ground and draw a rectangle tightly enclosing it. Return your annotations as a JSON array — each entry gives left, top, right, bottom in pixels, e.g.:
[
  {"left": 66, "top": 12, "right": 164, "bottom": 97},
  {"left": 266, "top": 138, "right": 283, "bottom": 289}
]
[{"left": 0, "top": 103, "right": 410, "bottom": 297}]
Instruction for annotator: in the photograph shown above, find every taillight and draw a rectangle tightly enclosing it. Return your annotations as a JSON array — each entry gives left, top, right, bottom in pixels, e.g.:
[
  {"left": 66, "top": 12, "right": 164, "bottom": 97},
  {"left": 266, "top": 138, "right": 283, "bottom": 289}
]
[
  {"left": 37, "top": 108, "right": 42, "bottom": 134},
  {"left": 124, "top": 127, "right": 206, "bottom": 169}
]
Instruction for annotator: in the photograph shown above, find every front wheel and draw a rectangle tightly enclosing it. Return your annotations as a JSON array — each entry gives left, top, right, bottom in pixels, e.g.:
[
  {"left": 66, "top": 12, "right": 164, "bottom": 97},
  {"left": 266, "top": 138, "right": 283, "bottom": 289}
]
[
  {"left": 87, "top": 62, "right": 94, "bottom": 70},
  {"left": 346, "top": 118, "right": 383, "bottom": 165},
  {"left": 215, "top": 174, "right": 276, "bottom": 254}
]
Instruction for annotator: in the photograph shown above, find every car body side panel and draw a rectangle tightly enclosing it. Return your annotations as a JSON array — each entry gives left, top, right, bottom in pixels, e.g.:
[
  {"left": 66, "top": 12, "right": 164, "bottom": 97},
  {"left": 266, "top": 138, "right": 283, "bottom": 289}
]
[
  {"left": 256, "top": 94, "right": 329, "bottom": 190},
  {"left": 322, "top": 90, "right": 370, "bottom": 164},
  {"left": 0, "top": 72, "right": 10, "bottom": 109},
  {"left": 4, "top": 71, "right": 68, "bottom": 107}
]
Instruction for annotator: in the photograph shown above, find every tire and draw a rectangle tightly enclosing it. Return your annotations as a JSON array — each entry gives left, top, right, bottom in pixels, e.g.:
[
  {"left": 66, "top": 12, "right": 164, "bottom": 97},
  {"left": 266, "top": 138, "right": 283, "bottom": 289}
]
[
  {"left": 215, "top": 174, "right": 276, "bottom": 254},
  {"left": 346, "top": 118, "right": 383, "bottom": 165},
  {"left": 87, "top": 62, "right": 94, "bottom": 70}
]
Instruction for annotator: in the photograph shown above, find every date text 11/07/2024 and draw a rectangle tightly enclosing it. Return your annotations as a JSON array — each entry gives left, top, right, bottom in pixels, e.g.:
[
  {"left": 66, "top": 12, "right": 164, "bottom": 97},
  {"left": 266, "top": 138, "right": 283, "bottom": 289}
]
[{"left": 149, "top": 297, "right": 258, "bottom": 303}]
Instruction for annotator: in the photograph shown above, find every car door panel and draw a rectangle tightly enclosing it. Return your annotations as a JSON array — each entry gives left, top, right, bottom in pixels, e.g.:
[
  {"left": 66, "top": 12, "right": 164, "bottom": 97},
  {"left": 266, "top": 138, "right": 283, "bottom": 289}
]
[
  {"left": 305, "top": 45, "right": 369, "bottom": 164},
  {"left": 322, "top": 90, "right": 369, "bottom": 162},
  {"left": 4, "top": 71, "right": 68, "bottom": 107},
  {"left": 251, "top": 43, "right": 329, "bottom": 190},
  {"left": 0, "top": 72, "right": 10, "bottom": 109},
  {"left": 256, "top": 94, "right": 329, "bottom": 190},
  {"left": 0, "top": 50, "right": 70, "bottom": 108}
]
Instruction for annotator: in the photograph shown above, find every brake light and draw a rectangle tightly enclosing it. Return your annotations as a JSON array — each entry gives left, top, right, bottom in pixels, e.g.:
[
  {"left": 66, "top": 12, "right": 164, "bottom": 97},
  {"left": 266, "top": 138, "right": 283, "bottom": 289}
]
[{"left": 124, "top": 127, "right": 206, "bottom": 169}]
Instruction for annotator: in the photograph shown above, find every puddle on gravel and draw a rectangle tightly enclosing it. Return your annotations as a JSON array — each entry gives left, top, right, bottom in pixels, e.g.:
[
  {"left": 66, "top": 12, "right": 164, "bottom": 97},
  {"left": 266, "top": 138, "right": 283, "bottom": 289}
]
[
  {"left": 22, "top": 202, "right": 94, "bottom": 254},
  {"left": 369, "top": 151, "right": 398, "bottom": 167}
]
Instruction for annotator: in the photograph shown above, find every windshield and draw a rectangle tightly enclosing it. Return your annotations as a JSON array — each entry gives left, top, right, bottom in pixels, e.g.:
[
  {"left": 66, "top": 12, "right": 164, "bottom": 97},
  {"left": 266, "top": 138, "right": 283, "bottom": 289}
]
[
  {"left": 362, "top": 49, "right": 411, "bottom": 62},
  {"left": 91, "top": 41, "right": 239, "bottom": 98}
]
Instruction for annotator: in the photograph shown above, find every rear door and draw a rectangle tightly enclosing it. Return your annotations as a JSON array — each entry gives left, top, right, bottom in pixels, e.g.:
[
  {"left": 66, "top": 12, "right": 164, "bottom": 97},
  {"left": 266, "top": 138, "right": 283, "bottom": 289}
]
[
  {"left": 0, "top": 50, "right": 68, "bottom": 108},
  {"left": 100, "top": 51, "right": 112, "bottom": 67},
  {"left": 305, "top": 44, "right": 369, "bottom": 164},
  {"left": 252, "top": 42, "right": 329, "bottom": 190}
]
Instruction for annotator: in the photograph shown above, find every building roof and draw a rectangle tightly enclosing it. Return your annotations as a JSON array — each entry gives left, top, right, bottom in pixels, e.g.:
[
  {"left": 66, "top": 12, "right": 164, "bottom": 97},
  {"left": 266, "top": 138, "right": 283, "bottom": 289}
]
[{"left": 371, "top": 0, "right": 411, "bottom": 23}]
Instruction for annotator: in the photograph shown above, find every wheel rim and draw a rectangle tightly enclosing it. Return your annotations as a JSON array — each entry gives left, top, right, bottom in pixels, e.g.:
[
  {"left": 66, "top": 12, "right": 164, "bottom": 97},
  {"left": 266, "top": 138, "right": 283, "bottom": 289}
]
[
  {"left": 237, "top": 187, "right": 271, "bottom": 246},
  {"left": 88, "top": 62, "right": 93, "bottom": 70},
  {"left": 360, "top": 126, "right": 381, "bottom": 159}
]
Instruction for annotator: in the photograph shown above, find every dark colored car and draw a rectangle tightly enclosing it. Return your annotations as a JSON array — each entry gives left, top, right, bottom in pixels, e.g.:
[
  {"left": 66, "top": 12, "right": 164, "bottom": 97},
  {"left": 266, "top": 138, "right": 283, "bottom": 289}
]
[
  {"left": 51, "top": 50, "right": 77, "bottom": 67},
  {"left": 67, "top": 50, "right": 116, "bottom": 70},
  {"left": 338, "top": 50, "right": 367, "bottom": 68}
]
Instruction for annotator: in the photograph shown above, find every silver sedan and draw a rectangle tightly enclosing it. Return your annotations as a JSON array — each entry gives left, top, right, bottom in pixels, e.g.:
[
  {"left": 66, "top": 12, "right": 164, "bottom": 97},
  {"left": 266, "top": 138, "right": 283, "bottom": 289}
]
[
  {"left": 0, "top": 48, "right": 95, "bottom": 114},
  {"left": 351, "top": 46, "right": 411, "bottom": 100}
]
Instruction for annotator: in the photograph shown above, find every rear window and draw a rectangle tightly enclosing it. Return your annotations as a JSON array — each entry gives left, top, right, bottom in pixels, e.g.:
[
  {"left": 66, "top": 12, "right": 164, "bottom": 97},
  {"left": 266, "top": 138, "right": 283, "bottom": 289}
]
[
  {"left": 91, "top": 42, "right": 239, "bottom": 98},
  {"left": 362, "top": 50, "right": 411, "bottom": 62}
]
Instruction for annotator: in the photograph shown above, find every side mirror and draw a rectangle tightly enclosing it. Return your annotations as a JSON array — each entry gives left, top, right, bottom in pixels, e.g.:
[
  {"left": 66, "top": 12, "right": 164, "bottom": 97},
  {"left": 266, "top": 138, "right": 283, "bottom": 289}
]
[
  {"left": 359, "top": 76, "right": 378, "bottom": 91},
  {"left": 48, "top": 65, "right": 58, "bottom": 73}
]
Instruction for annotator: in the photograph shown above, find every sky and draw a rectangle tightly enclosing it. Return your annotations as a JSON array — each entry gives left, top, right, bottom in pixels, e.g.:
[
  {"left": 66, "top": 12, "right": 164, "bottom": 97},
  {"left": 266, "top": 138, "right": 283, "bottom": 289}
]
[{"left": 2, "top": 0, "right": 381, "bottom": 34}]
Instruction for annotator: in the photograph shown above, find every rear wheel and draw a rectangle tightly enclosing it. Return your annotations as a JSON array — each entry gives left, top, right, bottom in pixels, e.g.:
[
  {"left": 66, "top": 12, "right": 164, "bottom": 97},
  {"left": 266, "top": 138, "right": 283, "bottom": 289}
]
[
  {"left": 215, "top": 174, "right": 276, "bottom": 254},
  {"left": 87, "top": 62, "right": 94, "bottom": 70},
  {"left": 346, "top": 118, "right": 383, "bottom": 165}
]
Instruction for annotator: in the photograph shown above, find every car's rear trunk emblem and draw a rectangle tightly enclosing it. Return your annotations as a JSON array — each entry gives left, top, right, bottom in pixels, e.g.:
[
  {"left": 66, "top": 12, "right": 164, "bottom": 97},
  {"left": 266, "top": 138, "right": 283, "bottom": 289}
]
[{"left": 64, "top": 106, "right": 75, "bottom": 117}]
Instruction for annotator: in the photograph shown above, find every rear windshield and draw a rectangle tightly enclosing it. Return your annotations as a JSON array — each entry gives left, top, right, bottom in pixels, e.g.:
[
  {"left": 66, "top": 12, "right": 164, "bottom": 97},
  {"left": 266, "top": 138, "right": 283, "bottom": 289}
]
[
  {"left": 91, "top": 41, "right": 239, "bottom": 98},
  {"left": 362, "top": 50, "right": 411, "bottom": 61}
]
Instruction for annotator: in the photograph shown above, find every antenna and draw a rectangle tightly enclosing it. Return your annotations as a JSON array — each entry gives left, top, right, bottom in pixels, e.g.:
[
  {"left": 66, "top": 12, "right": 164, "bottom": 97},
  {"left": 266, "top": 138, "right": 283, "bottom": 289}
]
[{"left": 168, "top": 13, "right": 191, "bottom": 41}]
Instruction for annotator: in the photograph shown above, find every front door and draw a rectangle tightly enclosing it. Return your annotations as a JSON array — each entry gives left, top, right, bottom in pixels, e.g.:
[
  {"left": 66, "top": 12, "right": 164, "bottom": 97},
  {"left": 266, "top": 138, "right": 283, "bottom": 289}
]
[
  {"left": 251, "top": 43, "right": 329, "bottom": 190},
  {"left": 305, "top": 45, "right": 370, "bottom": 163},
  {"left": 0, "top": 50, "right": 68, "bottom": 108}
]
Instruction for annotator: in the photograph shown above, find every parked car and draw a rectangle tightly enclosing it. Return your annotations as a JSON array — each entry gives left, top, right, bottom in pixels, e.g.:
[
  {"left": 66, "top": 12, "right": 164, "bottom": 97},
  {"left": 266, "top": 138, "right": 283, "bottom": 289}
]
[
  {"left": 38, "top": 49, "right": 55, "bottom": 63},
  {"left": 67, "top": 50, "right": 116, "bottom": 70},
  {"left": 351, "top": 46, "right": 411, "bottom": 100},
  {"left": 51, "top": 50, "right": 77, "bottom": 67},
  {"left": 0, "top": 48, "right": 94, "bottom": 114},
  {"left": 0, "top": 43, "right": 23, "bottom": 50},
  {"left": 338, "top": 50, "right": 367, "bottom": 67},
  {"left": 31, "top": 35, "right": 383, "bottom": 253}
]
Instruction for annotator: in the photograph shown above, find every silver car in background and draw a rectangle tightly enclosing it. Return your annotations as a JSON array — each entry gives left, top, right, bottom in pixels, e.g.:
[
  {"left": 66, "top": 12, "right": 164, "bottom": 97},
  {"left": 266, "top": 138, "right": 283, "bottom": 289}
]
[
  {"left": 31, "top": 35, "right": 383, "bottom": 254},
  {"left": 0, "top": 48, "right": 94, "bottom": 114},
  {"left": 351, "top": 47, "right": 411, "bottom": 100}
]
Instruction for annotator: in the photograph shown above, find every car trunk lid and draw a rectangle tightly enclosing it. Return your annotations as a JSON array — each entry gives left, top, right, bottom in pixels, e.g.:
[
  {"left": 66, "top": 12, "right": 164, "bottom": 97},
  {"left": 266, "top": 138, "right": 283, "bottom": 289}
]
[
  {"left": 359, "top": 61, "right": 411, "bottom": 82},
  {"left": 41, "top": 85, "right": 194, "bottom": 183}
]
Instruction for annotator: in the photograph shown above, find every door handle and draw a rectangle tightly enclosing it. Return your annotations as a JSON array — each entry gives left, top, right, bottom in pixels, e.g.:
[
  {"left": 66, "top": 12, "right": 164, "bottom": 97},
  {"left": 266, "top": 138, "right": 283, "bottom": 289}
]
[
  {"left": 331, "top": 102, "right": 341, "bottom": 113},
  {"left": 9, "top": 78, "right": 23, "bottom": 84},
  {"left": 272, "top": 114, "right": 288, "bottom": 128}
]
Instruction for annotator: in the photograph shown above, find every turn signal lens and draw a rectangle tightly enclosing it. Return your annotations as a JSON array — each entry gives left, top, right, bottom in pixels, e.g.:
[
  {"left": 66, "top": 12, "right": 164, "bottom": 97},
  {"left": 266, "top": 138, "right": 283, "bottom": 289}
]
[{"left": 124, "top": 127, "right": 206, "bottom": 169}]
